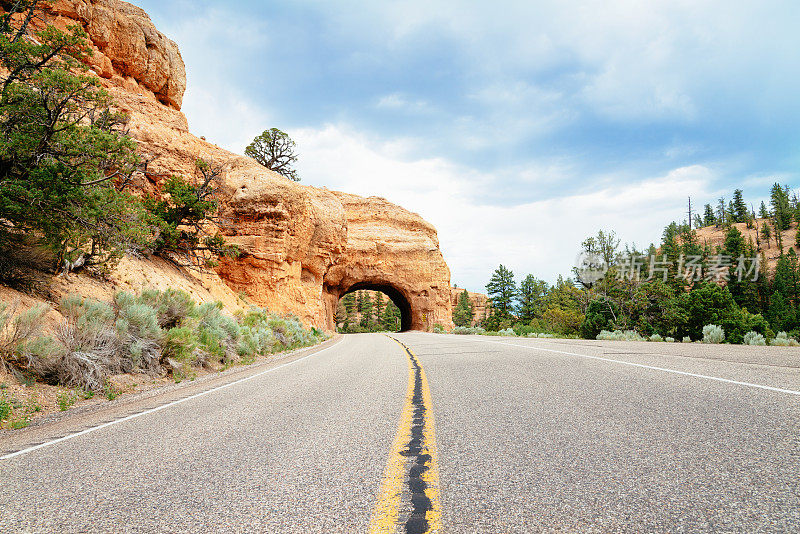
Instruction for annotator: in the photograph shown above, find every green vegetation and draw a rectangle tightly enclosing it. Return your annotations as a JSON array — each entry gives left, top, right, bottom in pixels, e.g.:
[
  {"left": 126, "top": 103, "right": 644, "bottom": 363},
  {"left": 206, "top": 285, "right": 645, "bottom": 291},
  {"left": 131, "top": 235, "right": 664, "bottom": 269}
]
[
  {"left": 452, "top": 289, "right": 474, "bottom": 327},
  {"left": 57, "top": 389, "right": 78, "bottom": 411},
  {"left": 466, "top": 185, "right": 800, "bottom": 345},
  {"left": 0, "top": 288, "right": 327, "bottom": 394},
  {"left": 0, "top": 2, "right": 236, "bottom": 278},
  {"left": 245, "top": 128, "right": 301, "bottom": 181},
  {"left": 336, "top": 290, "right": 402, "bottom": 333}
]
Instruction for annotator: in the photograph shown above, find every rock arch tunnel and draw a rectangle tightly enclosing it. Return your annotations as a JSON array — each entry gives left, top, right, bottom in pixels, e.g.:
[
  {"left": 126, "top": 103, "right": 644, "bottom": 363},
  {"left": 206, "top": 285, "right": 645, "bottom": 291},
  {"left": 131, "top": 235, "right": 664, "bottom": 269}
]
[{"left": 334, "top": 281, "right": 413, "bottom": 332}]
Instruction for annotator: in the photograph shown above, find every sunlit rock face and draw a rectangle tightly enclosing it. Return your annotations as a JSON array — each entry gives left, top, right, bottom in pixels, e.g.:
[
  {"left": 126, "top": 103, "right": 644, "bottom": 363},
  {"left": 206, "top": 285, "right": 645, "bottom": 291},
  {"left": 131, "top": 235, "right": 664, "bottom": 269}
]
[{"left": 31, "top": 0, "right": 454, "bottom": 331}]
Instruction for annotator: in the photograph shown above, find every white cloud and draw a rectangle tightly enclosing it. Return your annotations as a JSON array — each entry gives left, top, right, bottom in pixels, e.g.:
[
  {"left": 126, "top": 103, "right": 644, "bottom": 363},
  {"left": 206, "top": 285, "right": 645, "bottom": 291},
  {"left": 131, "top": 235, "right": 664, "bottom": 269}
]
[
  {"left": 375, "top": 93, "right": 433, "bottom": 114},
  {"left": 296, "top": 123, "right": 716, "bottom": 291}
]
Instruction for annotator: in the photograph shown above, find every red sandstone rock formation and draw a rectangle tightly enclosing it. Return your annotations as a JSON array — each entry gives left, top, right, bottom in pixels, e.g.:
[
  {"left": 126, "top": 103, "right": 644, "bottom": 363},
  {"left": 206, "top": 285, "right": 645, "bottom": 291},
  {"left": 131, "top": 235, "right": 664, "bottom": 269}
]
[
  {"left": 27, "top": 0, "right": 454, "bottom": 331},
  {"left": 450, "top": 287, "right": 491, "bottom": 326}
]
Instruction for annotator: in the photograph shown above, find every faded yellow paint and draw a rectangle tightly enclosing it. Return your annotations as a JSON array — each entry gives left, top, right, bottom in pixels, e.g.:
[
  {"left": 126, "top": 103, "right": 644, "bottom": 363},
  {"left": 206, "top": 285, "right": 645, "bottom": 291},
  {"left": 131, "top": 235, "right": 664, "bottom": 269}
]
[{"left": 369, "top": 336, "right": 442, "bottom": 534}]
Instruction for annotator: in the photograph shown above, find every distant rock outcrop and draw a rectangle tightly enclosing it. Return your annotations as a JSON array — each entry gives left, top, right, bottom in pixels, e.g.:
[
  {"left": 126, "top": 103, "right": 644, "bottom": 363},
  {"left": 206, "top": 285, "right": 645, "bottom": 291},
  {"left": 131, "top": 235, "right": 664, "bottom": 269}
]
[
  {"left": 450, "top": 287, "right": 490, "bottom": 326},
  {"left": 31, "top": 0, "right": 454, "bottom": 331}
]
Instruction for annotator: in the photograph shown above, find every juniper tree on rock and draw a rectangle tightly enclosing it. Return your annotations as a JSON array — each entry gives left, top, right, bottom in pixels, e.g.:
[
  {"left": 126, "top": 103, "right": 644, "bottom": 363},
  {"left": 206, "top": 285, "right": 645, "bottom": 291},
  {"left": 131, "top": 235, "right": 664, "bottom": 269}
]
[
  {"left": 245, "top": 128, "right": 300, "bottom": 181},
  {"left": 0, "top": 1, "right": 154, "bottom": 271}
]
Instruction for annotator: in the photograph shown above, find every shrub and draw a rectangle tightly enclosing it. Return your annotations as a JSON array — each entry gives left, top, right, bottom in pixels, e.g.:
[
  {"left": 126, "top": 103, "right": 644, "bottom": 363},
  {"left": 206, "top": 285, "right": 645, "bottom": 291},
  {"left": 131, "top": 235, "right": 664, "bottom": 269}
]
[
  {"left": 771, "top": 332, "right": 800, "bottom": 347},
  {"left": 596, "top": 330, "right": 645, "bottom": 342},
  {"left": 702, "top": 324, "right": 725, "bottom": 344},
  {"left": 743, "top": 331, "right": 766, "bottom": 346},
  {"left": 649, "top": 334, "right": 664, "bottom": 342},
  {"left": 128, "top": 289, "right": 196, "bottom": 329},
  {"left": 452, "top": 326, "right": 487, "bottom": 335},
  {"left": 580, "top": 299, "right": 618, "bottom": 339},
  {"left": 497, "top": 328, "right": 516, "bottom": 337},
  {"left": 664, "top": 337, "right": 676, "bottom": 343},
  {"left": 163, "top": 327, "right": 199, "bottom": 364},
  {"left": 57, "top": 390, "right": 78, "bottom": 411},
  {"left": 432, "top": 323, "right": 445, "bottom": 334},
  {"left": 0, "top": 395, "right": 11, "bottom": 421},
  {"left": 682, "top": 336, "right": 692, "bottom": 343},
  {"left": 48, "top": 296, "right": 125, "bottom": 391},
  {"left": 1, "top": 302, "right": 51, "bottom": 372}
]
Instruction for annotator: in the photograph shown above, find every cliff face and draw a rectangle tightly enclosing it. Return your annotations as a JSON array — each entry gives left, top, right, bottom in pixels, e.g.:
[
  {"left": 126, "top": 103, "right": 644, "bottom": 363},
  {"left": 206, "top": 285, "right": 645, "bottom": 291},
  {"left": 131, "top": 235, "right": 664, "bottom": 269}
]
[{"left": 33, "top": 0, "right": 454, "bottom": 331}]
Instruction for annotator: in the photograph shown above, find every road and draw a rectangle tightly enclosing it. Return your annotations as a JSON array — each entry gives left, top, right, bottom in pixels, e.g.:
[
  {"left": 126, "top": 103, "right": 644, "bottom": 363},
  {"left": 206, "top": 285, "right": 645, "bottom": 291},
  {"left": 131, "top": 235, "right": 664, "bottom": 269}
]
[{"left": 2, "top": 333, "right": 799, "bottom": 532}]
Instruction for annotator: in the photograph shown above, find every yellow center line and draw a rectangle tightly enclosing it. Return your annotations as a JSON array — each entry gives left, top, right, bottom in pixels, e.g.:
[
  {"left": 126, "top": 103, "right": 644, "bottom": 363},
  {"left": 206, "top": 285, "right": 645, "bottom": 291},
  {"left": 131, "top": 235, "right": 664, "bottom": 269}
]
[{"left": 369, "top": 335, "right": 442, "bottom": 534}]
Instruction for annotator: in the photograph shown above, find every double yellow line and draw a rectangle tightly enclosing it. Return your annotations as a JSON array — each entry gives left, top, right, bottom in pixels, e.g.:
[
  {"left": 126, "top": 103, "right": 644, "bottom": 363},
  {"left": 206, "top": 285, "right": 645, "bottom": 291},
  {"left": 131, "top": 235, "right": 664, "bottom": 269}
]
[{"left": 369, "top": 336, "right": 442, "bottom": 534}]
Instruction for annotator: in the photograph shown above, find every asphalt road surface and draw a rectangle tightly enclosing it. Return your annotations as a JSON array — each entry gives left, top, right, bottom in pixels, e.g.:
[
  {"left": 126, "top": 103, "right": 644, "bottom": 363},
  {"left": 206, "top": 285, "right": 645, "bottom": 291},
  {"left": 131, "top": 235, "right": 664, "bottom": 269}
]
[{"left": 2, "top": 333, "right": 799, "bottom": 533}]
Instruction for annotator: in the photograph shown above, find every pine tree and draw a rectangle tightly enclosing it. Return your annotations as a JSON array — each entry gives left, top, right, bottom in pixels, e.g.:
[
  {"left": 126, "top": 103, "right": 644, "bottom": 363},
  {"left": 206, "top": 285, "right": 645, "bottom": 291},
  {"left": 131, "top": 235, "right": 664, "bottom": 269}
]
[
  {"left": 486, "top": 265, "right": 517, "bottom": 328},
  {"left": 770, "top": 183, "right": 792, "bottom": 231},
  {"left": 761, "top": 222, "right": 772, "bottom": 248},
  {"left": 703, "top": 204, "right": 716, "bottom": 227},
  {"left": 341, "top": 292, "right": 356, "bottom": 332},
  {"left": 518, "top": 274, "right": 548, "bottom": 322},
  {"left": 716, "top": 198, "right": 726, "bottom": 226},
  {"left": 452, "top": 289, "right": 474, "bottom": 327},
  {"left": 759, "top": 201, "right": 770, "bottom": 219},
  {"left": 382, "top": 300, "right": 401, "bottom": 331},
  {"left": 359, "top": 292, "right": 373, "bottom": 328},
  {"left": 373, "top": 292, "right": 385, "bottom": 329},
  {"left": 732, "top": 189, "right": 748, "bottom": 223}
]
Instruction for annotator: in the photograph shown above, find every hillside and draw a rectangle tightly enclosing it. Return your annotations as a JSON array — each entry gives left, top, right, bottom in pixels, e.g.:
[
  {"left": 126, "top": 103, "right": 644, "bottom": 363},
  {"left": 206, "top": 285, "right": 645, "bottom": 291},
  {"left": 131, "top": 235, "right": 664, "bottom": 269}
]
[{"left": 693, "top": 218, "right": 798, "bottom": 272}]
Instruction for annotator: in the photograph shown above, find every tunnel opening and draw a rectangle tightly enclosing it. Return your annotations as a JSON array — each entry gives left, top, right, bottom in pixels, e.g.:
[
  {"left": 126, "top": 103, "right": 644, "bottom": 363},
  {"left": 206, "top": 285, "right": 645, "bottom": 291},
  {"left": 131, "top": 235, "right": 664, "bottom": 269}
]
[{"left": 336, "top": 283, "right": 412, "bottom": 333}]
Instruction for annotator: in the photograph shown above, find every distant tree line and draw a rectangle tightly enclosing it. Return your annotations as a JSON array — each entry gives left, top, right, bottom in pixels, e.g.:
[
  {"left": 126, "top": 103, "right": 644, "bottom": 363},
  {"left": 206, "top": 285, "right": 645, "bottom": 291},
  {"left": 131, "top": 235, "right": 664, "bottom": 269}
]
[
  {"left": 471, "top": 185, "right": 800, "bottom": 343},
  {"left": 336, "top": 290, "right": 402, "bottom": 333}
]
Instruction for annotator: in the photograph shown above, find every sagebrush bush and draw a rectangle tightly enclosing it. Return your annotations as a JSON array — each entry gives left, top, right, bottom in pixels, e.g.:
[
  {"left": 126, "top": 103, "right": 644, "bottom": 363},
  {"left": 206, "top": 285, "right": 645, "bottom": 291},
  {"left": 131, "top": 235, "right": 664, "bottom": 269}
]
[
  {"left": 135, "top": 288, "right": 197, "bottom": 329},
  {"left": 770, "top": 331, "right": 799, "bottom": 346},
  {"left": 0, "top": 302, "right": 51, "bottom": 372},
  {"left": 743, "top": 331, "right": 766, "bottom": 346},
  {"left": 649, "top": 334, "right": 664, "bottom": 342},
  {"left": 596, "top": 330, "right": 645, "bottom": 341},
  {"left": 682, "top": 336, "right": 692, "bottom": 343},
  {"left": 702, "top": 324, "right": 725, "bottom": 344},
  {"left": 451, "top": 326, "right": 487, "bottom": 335},
  {"left": 665, "top": 337, "right": 676, "bottom": 343},
  {"left": 2, "top": 291, "right": 327, "bottom": 393},
  {"left": 497, "top": 328, "right": 516, "bottom": 337}
]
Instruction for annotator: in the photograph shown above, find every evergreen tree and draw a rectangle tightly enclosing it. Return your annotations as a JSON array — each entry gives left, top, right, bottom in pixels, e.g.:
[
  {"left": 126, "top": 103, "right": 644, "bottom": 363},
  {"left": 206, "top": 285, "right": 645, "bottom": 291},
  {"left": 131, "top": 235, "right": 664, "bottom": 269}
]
[
  {"left": 0, "top": 2, "right": 154, "bottom": 270},
  {"left": 761, "top": 221, "right": 772, "bottom": 248},
  {"left": 373, "top": 292, "right": 385, "bottom": 329},
  {"left": 485, "top": 264, "right": 517, "bottom": 328},
  {"left": 703, "top": 204, "right": 716, "bottom": 226},
  {"left": 341, "top": 292, "right": 356, "bottom": 332},
  {"left": 452, "top": 289, "right": 474, "bottom": 327},
  {"left": 732, "top": 189, "right": 748, "bottom": 223},
  {"left": 759, "top": 201, "right": 770, "bottom": 219},
  {"left": 359, "top": 292, "right": 373, "bottom": 328},
  {"left": 716, "top": 198, "right": 726, "bottom": 226},
  {"left": 770, "top": 183, "right": 792, "bottom": 231},
  {"left": 518, "top": 274, "right": 548, "bottom": 322},
  {"left": 382, "top": 300, "right": 401, "bottom": 331}
]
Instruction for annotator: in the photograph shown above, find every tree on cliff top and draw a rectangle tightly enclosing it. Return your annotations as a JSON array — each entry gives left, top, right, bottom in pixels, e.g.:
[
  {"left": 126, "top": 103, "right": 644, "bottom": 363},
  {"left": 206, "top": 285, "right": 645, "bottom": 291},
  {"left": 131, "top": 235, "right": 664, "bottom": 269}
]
[{"left": 245, "top": 128, "right": 300, "bottom": 181}]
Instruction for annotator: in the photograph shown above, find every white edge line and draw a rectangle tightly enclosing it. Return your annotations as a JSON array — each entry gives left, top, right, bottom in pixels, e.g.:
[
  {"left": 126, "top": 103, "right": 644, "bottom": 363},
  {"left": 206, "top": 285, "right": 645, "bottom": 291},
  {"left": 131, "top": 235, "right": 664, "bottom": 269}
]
[
  {"left": 454, "top": 336, "right": 800, "bottom": 396},
  {"left": 1, "top": 338, "right": 344, "bottom": 461}
]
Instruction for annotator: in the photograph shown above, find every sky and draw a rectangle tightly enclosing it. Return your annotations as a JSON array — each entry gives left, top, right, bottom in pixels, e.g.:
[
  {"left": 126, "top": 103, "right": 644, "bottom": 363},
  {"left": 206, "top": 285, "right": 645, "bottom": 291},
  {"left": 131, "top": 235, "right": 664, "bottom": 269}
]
[{"left": 132, "top": 0, "right": 800, "bottom": 293}]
